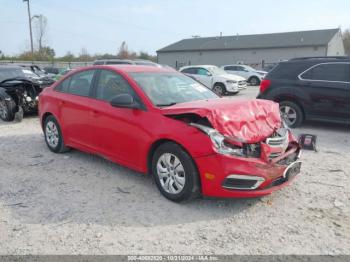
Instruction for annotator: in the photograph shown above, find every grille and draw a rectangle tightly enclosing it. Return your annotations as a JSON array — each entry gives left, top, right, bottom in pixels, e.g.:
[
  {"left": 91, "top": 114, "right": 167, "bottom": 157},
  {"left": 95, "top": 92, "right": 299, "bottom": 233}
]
[
  {"left": 266, "top": 128, "right": 289, "bottom": 160},
  {"left": 238, "top": 80, "right": 246, "bottom": 86}
]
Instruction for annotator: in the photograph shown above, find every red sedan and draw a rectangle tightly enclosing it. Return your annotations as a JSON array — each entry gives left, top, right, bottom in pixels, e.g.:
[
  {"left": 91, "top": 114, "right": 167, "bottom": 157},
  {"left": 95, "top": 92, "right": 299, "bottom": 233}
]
[{"left": 39, "top": 65, "right": 301, "bottom": 202}]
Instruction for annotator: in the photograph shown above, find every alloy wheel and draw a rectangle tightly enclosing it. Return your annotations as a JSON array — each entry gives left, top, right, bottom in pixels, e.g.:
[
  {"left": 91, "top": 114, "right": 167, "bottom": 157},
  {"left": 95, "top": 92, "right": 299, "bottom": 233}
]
[
  {"left": 213, "top": 86, "right": 224, "bottom": 96},
  {"left": 156, "top": 153, "right": 186, "bottom": 194},
  {"left": 280, "top": 105, "right": 297, "bottom": 127},
  {"left": 250, "top": 77, "right": 259, "bottom": 86},
  {"left": 45, "top": 121, "right": 60, "bottom": 148}
]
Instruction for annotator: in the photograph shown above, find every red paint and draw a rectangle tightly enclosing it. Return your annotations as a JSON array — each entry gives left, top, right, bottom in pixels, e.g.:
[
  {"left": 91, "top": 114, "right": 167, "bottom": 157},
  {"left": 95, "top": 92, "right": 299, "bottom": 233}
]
[
  {"left": 162, "top": 98, "right": 281, "bottom": 144},
  {"left": 39, "top": 65, "right": 301, "bottom": 198}
]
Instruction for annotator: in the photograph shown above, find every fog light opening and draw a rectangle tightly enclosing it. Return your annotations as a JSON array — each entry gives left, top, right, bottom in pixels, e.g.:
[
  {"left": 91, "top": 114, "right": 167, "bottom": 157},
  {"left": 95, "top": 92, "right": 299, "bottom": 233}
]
[{"left": 222, "top": 174, "right": 265, "bottom": 190}]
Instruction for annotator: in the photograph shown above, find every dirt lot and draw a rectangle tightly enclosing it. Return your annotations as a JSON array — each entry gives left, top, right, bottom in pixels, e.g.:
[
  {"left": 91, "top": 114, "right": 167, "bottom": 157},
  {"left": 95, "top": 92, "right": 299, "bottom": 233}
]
[{"left": 0, "top": 86, "right": 349, "bottom": 255}]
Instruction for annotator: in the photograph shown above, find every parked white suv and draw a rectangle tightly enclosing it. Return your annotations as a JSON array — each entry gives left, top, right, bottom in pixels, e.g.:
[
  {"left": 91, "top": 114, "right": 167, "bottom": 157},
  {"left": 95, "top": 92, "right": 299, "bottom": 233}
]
[
  {"left": 221, "top": 65, "right": 267, "bottom": 86},
  {"left": 179, "top": 65, "right": 247, "bottom": 95}
]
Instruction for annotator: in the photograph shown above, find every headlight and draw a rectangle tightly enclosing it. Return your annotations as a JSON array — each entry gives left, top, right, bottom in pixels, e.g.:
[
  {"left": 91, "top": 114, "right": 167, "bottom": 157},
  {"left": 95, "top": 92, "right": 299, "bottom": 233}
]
[
  {"left": 190, "top": 123, "right": 244, "bottom": 156},
  {"left": 226, "top": 80, "right": 237, "bottom": 84}
]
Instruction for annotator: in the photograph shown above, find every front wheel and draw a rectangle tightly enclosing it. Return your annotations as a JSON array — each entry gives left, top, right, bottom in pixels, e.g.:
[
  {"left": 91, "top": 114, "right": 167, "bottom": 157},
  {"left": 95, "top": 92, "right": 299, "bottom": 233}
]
[
  {"left": 279, "top": 101, "right": 303, "bottom": 128},
  {"left": 213, "top": 83, "right": 226, "bottom": 96},
  {"left": 151, "top": 142, "right": 200, "bottom": 202},
  {"left": 0, "top": 96, "right": 16, "bottom": 122}
]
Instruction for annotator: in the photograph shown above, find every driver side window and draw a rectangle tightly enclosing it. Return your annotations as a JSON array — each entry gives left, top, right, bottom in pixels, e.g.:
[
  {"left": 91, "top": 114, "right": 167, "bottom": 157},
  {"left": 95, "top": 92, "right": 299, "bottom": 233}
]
[
  {"left": 95, "top": 70, "right": 135, "bottom": 101},
  {"left": 197, "top": 68, "right": 210, "bottom": 76}
]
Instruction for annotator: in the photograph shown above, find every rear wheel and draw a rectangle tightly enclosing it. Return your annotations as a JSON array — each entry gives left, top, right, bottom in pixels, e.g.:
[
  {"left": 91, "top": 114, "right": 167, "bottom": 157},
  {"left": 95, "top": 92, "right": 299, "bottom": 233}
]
[
  {"left": 248, "top": 76, "right": 260, "bottom": 86},
  {"left": 44, "top": 115, "right": 70, "bottom": 153},
  {"left": 151, "top": 142, "right": 200, "bottom": 202},
  {"left": 279, "top": 101, "right": 303, "bottom": 128},
  {"left": 0, "top": 96, "right": 16, "bottom": 122}
]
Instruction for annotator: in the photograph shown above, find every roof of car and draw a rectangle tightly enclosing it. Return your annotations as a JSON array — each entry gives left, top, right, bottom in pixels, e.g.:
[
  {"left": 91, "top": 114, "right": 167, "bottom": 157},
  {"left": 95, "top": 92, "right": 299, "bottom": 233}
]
[
  {"left": 80, "top": 65, "right": 177, "bottom": 73},
  {"left": 180, "top": 65, "right": 217, "bottom": 70},
  {"left": 282, "top": 56, "right": 350, "bottom": 64}
]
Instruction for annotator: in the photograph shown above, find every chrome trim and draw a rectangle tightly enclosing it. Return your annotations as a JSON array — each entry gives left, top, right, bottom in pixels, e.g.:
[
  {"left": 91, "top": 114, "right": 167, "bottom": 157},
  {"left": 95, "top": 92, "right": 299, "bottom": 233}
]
[
  {"left": 223, "top": 174, "right": 265, "bottom": 190},
  {"left": 266, "top": 131, "right": 289, "bottom": 148},
  {"left": 282, "top": 161, "right": 302, "bottom": 178},
  {"left": 298, "top": 62, "right": 350, "bottom": 83}
]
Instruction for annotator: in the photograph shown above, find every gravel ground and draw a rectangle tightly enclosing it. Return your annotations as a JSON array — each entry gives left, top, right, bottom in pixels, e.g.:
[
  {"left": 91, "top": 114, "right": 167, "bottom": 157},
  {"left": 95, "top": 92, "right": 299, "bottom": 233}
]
[{"left": 0, "top": 86, "right": 349, "bottom": 255}]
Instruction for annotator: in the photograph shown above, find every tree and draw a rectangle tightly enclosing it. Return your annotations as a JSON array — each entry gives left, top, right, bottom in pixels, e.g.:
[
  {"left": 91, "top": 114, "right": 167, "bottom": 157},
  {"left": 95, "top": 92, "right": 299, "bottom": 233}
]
[
  {"left": 60, "top": 51, "right": 75, "bottom": 62},
  {"left": 117, "top": 41, "right": 133, "bottom": 59},
  {"left": 138, "top": 51, "right": 157, "bottom": 62},
  {"left": 78, "top": 47, "right": 91, "bottom": 62},
  {"left": 343, "top": 29, "right": 350, "bottom": 55},
  {"left": 33, "top": 15, "right": 48, "bottom": 52}
]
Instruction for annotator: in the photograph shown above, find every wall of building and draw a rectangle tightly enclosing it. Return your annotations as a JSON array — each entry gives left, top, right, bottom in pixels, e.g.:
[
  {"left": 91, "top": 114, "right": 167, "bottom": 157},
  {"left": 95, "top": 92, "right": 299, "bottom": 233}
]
[
  {"left": 327, "top": 30, "right": 345, "bottom": 56},
  {"left": 158, "top": 46, "right": 327, "bottom": 69}
]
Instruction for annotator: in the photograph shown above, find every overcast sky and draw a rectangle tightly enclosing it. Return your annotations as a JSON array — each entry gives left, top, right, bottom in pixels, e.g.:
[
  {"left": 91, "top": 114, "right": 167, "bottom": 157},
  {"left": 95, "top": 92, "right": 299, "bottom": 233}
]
[{"left": 1, "top": 0, "right": 349, "bottom": 56}]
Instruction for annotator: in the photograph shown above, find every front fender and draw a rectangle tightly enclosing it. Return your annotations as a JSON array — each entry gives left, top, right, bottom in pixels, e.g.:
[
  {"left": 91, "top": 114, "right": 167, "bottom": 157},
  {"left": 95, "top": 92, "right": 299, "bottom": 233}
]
[{"left": 0, "top": 87, "right": 12, "bottom": 100}]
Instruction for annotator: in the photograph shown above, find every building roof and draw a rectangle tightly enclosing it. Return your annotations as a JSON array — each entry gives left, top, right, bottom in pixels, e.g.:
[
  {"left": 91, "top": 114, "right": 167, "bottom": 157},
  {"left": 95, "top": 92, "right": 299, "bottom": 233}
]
[{"left": 157, "top": 28, "right": 340, "bottom": 53}]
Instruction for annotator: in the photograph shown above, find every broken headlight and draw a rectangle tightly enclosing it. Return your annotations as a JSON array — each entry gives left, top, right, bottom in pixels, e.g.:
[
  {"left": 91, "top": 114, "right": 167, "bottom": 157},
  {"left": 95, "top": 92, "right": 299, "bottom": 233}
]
[{"left": 190, "top": 123, "right": 244, "bottom": 156}]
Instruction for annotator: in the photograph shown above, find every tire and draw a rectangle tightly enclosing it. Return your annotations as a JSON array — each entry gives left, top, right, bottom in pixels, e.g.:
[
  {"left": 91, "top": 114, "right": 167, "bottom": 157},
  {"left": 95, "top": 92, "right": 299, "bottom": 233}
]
[
  {"left": 213, "top": 83, "right": 226, "bottom": 96},
  {"left": 279, "top": 101, "right": 304, "bottom": 128},
  {"left": 0, "top": 96, "right": 16, "bottom": 122},
  {"left": 248, "top": 76, "right": 260, "bottom": 86},
  {"left": 151, "top": 142, "right": 200, "bottom": 202},
  {"left": 44, "top": 115, "right": 70, "bottom": 153}
]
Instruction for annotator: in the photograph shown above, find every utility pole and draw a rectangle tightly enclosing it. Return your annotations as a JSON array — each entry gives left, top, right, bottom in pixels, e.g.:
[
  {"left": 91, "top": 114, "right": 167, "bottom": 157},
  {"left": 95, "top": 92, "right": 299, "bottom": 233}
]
[{"left": 23, "top": 0, "right": 34, "bottom": 59}]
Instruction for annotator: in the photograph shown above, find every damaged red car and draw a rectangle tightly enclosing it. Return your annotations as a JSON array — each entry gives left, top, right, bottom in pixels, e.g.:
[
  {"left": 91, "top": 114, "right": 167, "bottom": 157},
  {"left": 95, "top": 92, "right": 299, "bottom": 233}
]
[{"left": 39, "top": 65, "right": 302, "bottom": 202}]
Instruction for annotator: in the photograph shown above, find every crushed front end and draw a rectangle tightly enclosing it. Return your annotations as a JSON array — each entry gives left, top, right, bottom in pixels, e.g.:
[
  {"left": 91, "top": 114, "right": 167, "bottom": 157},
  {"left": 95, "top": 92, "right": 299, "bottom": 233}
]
[
  {"left": 162, "top": 98, "right": 302, "bottom": 198},
  {"left": 193, "top": 126, "right": 302, "bottom": 198}
]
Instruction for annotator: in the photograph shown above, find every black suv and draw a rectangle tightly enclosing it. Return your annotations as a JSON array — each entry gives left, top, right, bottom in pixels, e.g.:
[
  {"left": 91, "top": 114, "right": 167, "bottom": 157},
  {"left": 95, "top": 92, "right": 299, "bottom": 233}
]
[{"left": 257, "top": 57, "right": 350, "bottom": 127}]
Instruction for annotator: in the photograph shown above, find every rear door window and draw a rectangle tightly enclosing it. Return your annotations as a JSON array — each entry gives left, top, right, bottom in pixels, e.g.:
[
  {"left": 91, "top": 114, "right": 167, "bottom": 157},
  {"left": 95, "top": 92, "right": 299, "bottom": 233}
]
[
  {"left": 301, "top": 63, "right": 350, "bottom": 82},
  {"left": 224, "top": 66, "right": 235, "bottom": 71},
  {"left": 54, "top": 78, "right": 71, "bottom": 92},
  {"left": 68, "top": 70, "right": 95, "bottom": 96}
]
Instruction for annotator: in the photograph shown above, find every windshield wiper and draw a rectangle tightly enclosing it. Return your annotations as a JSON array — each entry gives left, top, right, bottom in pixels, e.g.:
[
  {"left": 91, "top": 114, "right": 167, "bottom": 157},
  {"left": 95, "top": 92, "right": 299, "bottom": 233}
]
[{"left": 156, "top": 102, "right": 177, "bottom": 107}]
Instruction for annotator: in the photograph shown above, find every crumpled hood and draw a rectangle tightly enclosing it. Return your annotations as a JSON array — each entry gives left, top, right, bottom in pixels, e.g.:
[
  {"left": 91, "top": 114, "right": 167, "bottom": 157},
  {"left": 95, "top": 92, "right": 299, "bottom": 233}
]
[{"left": 162, "top": 98, "right": 282, "bottom": 144}]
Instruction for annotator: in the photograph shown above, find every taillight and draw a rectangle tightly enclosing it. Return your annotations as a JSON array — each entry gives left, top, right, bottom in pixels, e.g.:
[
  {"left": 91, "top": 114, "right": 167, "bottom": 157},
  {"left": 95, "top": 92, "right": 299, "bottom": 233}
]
[{"left": 259, "top": 79, "right": 271, "bottom": 93}]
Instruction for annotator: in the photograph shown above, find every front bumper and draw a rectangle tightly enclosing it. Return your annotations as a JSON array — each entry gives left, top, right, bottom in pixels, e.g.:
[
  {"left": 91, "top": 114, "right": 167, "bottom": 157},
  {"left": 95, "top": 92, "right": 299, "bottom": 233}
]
[{"left": 194, "top": 144, "right": 301, "bottom": 198}]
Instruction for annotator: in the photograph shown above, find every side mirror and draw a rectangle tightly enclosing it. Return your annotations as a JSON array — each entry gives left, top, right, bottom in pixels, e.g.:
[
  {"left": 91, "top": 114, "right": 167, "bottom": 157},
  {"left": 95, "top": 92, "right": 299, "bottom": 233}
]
[{"left": 110, "top": 94, "right": 140, "bottom": 109}]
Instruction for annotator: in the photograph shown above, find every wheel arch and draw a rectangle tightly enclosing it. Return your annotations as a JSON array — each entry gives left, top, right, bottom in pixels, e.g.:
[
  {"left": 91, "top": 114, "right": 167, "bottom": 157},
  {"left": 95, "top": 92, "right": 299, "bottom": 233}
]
[
  {"left": 274, "top": 95, "right": 306, "bottom": 119},
  {"left": 213, "top": 82, "right": 225, "bottom": 88},
  {"left": 41, "top": 112, "right": 62, "bottom": 131},
  {"left": 147, "top": 138, "right": 199, "bottom": 177}
]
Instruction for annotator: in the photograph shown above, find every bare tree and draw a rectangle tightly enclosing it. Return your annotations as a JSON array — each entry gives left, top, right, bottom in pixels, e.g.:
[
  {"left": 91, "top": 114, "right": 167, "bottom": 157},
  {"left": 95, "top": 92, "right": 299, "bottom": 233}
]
[
  {"left": 33, "top": 15, "right": 48, "bottom": 52},
  {"left": 117, "top": 41, "right": 132, "bottom": 59},
  {"left": 343, "top": 29, "right": 350, "bottom": 55}
]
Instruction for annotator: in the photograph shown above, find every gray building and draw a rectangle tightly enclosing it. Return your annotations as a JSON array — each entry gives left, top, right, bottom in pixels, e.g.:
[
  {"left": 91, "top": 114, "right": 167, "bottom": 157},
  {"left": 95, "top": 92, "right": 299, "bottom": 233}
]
[{"left": 157, "top": 28, "right": 345, "bottom": 69}]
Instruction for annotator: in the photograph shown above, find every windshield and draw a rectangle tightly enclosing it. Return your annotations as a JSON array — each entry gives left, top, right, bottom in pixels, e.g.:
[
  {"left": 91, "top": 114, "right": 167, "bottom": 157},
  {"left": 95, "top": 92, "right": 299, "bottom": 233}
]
[
  {"left": 22, "top": 69, "right": 39, "bottom": 78},
  {"left": 0, "top": 68, "right": 26, "bottom": 82},
  {"left": 130, "top": 72, "right": 218, "bottom": 107},
  {"left": 206, "top": 66, "right": 227, "bottom": 75}
]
